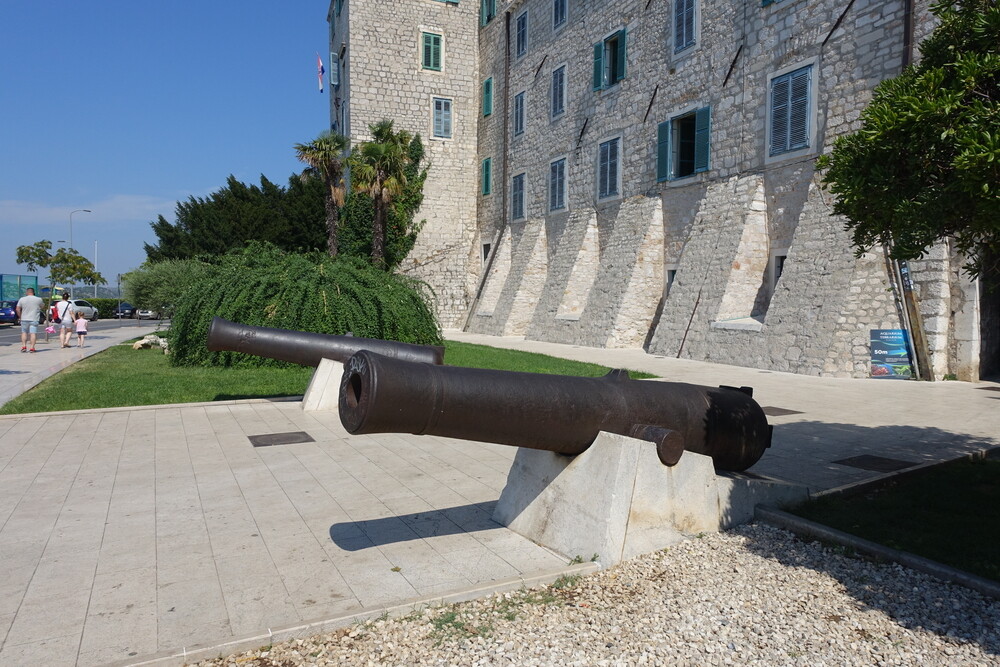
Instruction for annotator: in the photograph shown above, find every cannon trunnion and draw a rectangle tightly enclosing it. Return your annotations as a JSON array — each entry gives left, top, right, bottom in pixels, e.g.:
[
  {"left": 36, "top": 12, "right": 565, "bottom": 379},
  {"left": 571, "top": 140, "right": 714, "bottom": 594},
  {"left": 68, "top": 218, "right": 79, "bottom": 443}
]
[
  {"left": 205, "top": 316, "right": 445, "bottom": 367},
  {"left": 339, "top": 350, "right": 772, "bottom": 472}
]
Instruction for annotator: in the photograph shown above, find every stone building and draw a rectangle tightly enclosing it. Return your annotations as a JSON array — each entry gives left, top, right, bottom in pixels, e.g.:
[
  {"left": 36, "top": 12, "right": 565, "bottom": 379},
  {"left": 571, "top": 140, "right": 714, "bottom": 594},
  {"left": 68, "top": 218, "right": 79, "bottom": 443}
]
[{"left": 329, "top": 0, "right": 998, "bottom": 381}]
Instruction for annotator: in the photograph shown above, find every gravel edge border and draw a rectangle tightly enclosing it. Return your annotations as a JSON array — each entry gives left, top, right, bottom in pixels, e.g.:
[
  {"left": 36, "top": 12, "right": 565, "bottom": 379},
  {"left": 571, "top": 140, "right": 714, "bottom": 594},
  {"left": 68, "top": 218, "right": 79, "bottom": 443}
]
[
  {"left": 755, "top": 506, "right": 1000, "bottom": 601},
  {"left": 117, "top": 561, "right": 600, "bottom": 667}
]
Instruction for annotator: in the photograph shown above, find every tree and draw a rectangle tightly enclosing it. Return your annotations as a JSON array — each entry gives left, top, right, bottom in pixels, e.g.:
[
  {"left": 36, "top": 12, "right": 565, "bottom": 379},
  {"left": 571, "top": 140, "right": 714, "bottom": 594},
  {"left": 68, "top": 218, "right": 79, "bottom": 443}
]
[
  {"left": 347, "top": 120, "right": 418, "bottom": 268},
  {"left": 143, "top": 174, "right": 327, "bottom": 262},
  {"left": 15, "top": 240, "right": 105, "bottom": 300},
  {"left": 294, "top": 131, "right": 349, "bottom": 257},
  {"left": 122, "top": 259, "right": 214, "bottom": 318},
  {"left": 817, "top": 0, "right": 1000, "bottom": 276}
]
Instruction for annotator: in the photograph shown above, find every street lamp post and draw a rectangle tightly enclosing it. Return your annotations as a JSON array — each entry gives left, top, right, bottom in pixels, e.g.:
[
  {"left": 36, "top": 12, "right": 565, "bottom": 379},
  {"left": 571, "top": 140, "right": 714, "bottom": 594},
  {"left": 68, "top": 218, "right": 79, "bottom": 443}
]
[
  {"left": 94, "top": 240, "right": 99, "bottom": 298},
  {"left": 68, "top": 209, "right": 91, "bottom": 252}
]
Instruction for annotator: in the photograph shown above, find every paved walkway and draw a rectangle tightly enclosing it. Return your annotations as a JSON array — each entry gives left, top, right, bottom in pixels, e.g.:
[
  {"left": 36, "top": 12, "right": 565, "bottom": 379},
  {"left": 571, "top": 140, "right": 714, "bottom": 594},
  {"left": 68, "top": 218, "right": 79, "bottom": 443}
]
[{"left": 0, "top": 327, "right": 996, "bottom": 666}]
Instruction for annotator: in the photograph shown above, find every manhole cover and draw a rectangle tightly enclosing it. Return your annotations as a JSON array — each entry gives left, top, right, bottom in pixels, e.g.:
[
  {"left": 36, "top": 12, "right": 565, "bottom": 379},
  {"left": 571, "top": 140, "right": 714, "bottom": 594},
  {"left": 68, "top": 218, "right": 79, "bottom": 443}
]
[
  {"left": 248, "top": 431, "right": 315, "bottom": 447},
  {"left": 832, "top": 455, "right": 917, "bottom": 472},
  {"left": 762, "top": 406, "right": 804, "bottom": 416}
]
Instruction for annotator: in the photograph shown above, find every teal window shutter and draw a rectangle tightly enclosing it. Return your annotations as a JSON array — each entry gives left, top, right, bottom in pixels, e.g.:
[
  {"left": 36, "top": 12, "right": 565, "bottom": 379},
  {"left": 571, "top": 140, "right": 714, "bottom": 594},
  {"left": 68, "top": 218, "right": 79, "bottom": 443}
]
[
  {"left": 656, "top": 121, "right": 670, "bottom": 182},
  {"left": 788, "top": 68, "right": 811, "bottom": 149},
  {"left": 592, "top": 42, "right": 603, "bottom": 90},
  {"left": 482, "top": 158, "right": 492, "bottom": 195},
  {"left": 616, "top": 28, "right": 627, "bottom": 81},
  {"left": 694, "top": 106, "right": 710, "bottom": 172},
  {"left": 422, "top": 33, "right": 443, "bottom": 70},
  {"left": 483, "top": 77, "right": 493, "bottom": 116}
]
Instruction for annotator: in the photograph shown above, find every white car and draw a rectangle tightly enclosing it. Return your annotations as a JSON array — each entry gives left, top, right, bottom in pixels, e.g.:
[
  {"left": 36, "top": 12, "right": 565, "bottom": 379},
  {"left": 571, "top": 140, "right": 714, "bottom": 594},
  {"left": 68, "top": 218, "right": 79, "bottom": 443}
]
[
  {"left": 63, "top": 299, "right": 100, "bottom": 322},
  {"left": 135, "top": 308, "right": 161, "bottom": 320}
]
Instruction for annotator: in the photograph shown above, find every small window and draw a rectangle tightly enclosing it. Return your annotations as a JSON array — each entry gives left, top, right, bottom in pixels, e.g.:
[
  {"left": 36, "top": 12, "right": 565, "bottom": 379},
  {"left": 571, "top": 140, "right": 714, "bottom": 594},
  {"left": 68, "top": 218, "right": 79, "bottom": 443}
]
[
  {"left": 549, "top": 158, "right": 566, "bottom": 211},
  {"left": 512, "top": 173, "right": 526, "bottom": 219},
  {"left": 665, "top": 268, "right": 677, "bottom": 296},
  {"left": 480, "top": 0, "right": 496, "bottom": 26},
  {"left": 516, "top": 11, "right": 528, "bottom": 57},
  {"left": 657, "top": 106, "right": 710, "bottom": 181},
  {"left": 769, "top": 65, "right": 812, "bottom": 156},
  {"left": 553, "top": 0, "right": 567, "bottom": 29},
  {"left": 674, "top": 0, "right": 696, "bottom": 53},
  {"left": 422, "top": 32, "right": 442, "bottom": 71},
  {"left": 598, "top": 137, "right": 620, "bottom": 199},
  {"left": 593, "top": 29, "right": 627, "bottom": 90},
  {"left": 432, "top": 97, "right": 452, "bottom": 139},
  {"left": 482, "top": 77, "right": 493, "bottom": 117},
  {"left": 513, "top": 91, "right": 526, "bottom": 136},
  {"left": 482, "top": 243, "right": 492, "bottom": 264},
  {"left": 329, "top": 52, "right": 340, "bottom": 87},
  {"left": 482, "top": 157, "right": 492, "bottom": 195},
  {"left": 551, "top": 65, "right": 566, "bottom": 118}
]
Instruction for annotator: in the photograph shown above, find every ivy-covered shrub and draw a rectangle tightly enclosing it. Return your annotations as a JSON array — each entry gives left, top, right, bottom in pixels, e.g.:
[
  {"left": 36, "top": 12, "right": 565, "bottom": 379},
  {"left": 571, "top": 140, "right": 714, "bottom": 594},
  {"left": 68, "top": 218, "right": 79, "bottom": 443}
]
[{"left": 169, "top": 243, "right": 441, "bottom": 368}]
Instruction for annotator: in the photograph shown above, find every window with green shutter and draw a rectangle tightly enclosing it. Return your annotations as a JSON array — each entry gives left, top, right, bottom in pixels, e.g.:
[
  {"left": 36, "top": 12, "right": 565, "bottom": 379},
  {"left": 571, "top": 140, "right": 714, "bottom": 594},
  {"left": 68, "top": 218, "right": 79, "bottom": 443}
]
[
  {"left": 482, "top": 77, "right": 493, "bottom": 116},
  {"left": 593, "top": 29, "right": 627, "bottom": 90},
  {"left": 480, "top": 0, "right": 496, "bottom": 26},
  {"left": 674, "top": 0, "right": 696, "bottom": 53},
  {"left": 512, "top": 173, "right": 526, "bottom": 219},
  {"left": 482, "top": 157, "right": 492, "bottom": 195},
  {"left": 422, "top": 32, "right": 442, "bottom": 71},
  {"left": 769, "top": 65, "right": 812, "bottom": 156},
  {"left": 658, "top": 106, "right": 710, "bottom": 180}
]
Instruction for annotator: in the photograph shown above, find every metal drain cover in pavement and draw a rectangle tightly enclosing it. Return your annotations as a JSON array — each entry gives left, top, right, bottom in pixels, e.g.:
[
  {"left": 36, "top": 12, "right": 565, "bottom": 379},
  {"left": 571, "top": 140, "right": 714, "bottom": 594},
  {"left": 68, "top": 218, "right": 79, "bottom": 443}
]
[
  {"left": 762, "top": 406, "right": 804, "bottom": 416},
  {"left": 248, "top": 431, "right": 315, "bottom": 447},
  {"left": 832, "top": 455, "right": 918, "bottom": 472}
]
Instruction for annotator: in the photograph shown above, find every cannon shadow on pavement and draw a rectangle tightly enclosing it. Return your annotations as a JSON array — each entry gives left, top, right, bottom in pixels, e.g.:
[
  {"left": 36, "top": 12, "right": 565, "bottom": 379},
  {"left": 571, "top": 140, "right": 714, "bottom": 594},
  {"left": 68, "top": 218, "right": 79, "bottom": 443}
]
[{"left": 329, "top": 501, "right": 502, "bottom": 551}]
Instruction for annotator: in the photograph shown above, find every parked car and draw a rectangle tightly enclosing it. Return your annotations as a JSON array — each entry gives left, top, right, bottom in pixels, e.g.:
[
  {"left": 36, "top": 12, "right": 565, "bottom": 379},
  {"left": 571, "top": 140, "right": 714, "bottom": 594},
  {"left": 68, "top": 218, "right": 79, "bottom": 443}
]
[
  {"left": 113, "top": 302, "right": 135, "bottom": 318},
  {"left": 64, "top": 299, "right": 99, "bottom": 322},
  {"left": 135, "top": 308, "right": 160, "bottom": 320},
  {"left": 0, "top": 300, "right": 16, "bottom": 324}
]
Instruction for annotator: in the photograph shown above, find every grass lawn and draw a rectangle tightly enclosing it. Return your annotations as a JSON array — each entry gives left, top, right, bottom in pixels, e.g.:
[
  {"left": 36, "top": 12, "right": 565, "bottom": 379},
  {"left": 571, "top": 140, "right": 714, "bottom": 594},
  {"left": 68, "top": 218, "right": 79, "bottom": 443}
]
[
  {"left": 789, "top": 457, "right": 1000, "bottom": 582},
  {"left": 0, "top": 339, "right": 655, "bottom": 415}
]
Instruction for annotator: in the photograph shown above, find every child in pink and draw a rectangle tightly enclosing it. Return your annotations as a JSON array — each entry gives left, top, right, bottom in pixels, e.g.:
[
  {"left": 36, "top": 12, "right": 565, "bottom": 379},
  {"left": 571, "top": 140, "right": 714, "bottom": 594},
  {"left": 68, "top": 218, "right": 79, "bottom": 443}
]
[{"left": 75, "top": 311, "right": 88, "bottom": 347}]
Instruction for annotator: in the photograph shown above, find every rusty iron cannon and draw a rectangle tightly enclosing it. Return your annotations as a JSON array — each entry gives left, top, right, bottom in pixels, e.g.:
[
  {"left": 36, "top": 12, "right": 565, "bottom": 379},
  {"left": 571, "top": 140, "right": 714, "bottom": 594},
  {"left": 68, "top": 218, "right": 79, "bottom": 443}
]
[
  {"left": 205, "top": 317, "right": 445, "bottom": 367},
  {"left": 338, "top": 350, "right": 772, "bottom": 472}
]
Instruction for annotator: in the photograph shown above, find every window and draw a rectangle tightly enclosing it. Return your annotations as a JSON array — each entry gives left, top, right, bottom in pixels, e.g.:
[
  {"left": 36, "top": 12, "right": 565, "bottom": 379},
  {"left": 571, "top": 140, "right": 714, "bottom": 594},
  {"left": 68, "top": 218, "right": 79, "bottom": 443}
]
[
  {"left": 593, "top": 29, "right": 627, "bottom": 90},
  {"left": 480, "top": 0, "right": 496, "bottom": 26},
  {"left": 482, "top": 243, "right": 492, "bottom": 264},
  {"left": 598, "top": 137, "right": 620, "bottom": 199},
  {"left": 553, "top": 0, "right": 567, "bottom": 29},
  {"left": 422, "top": 32, "right": 442, "bottom": 71},
  {"left": 549, "top": 158, "right": 566, "bottom": 211},
  {"left": 551, "top": 65, "right": 566, "bottom": 118},
  {"left": 674, "top": 0, "right": 696, "bottom": 53},
  {"left": 769, "top": 65, "right": 812, "bottom": 156},
  {"left": 329, "top": 52, "right": 340, "bottom": 87},
  {"left": 432, "top": 97, "right": 452, "bottom": 139},
  {"left": 516, "top": 11, "right": 528, "bottom": 57},
  {"left": 512, "top": 91, "right": 526, "bottom": 136},
  {"left": 482, "top": 157, "right": 492, "bottom": 195},
  {"left": 512, "top": 173, "right": 526, "bottom": 219},
  {"left": 657, "top": 106, "right": 710, "bottom": 181},
  {"left": 482, "top": 77, "right": 493, "bottom": 116}
]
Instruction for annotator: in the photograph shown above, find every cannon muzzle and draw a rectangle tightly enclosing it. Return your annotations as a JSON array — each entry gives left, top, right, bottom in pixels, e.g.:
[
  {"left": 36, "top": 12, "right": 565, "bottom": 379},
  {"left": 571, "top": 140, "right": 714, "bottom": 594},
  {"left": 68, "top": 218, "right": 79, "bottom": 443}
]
[
  {"left": 339, "top": 350, "right": 772, "bottom": 472},
  {"left": 206, "top": 317, "right": 445, "bottom": 367}
]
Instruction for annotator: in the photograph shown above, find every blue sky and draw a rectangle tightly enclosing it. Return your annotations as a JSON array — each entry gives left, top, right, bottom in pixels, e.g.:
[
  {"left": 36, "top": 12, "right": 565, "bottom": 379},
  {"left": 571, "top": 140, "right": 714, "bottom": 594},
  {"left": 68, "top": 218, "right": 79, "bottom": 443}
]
[{"left": 0, "top": 1, "right": 330, "bottom": 287}]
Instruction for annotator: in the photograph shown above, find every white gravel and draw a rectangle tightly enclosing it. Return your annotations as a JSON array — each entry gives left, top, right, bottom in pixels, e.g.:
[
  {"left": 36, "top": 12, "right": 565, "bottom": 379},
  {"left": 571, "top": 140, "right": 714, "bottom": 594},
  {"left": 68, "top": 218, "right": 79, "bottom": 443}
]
[{"left": 191, "top": 523, "right": 1000, "bottom": 666}]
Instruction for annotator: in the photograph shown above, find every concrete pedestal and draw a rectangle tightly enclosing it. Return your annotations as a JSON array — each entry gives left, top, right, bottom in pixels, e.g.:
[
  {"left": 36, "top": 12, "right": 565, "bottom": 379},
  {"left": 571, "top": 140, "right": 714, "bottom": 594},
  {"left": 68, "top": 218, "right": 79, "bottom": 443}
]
[
  {"left": 493, "top": 431, "right": 807, "bottom": 566},
  {"left": 302, "top": 358, "right": 344, "bottom": 412}
]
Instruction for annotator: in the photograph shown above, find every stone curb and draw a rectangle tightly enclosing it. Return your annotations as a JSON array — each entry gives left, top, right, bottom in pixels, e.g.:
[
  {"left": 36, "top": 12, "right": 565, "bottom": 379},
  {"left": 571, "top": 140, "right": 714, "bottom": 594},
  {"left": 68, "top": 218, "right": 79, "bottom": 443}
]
[
  {"left": 115, "top": 561, "right": 600, "bottom": 667},
  {"left": 0, "top": 396, "right": 305, "bottom": 421},
  {"left": 755, "top": 506, "right": 1000, "bottom": 601}
]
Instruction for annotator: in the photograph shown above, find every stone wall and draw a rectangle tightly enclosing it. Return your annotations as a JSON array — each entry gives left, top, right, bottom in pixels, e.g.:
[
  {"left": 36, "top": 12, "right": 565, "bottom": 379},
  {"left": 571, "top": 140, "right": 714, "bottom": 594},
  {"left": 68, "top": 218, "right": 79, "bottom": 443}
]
[{"left": 466, "top": 0, "right": 968, "bottom": 379}]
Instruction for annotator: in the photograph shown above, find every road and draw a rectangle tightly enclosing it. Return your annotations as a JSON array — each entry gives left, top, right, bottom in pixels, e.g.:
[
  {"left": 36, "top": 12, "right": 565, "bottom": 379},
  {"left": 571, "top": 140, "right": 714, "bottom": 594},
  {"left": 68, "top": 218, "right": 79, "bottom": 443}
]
[{"left": 0, "top": 317, "right": 168, "bottom": 347}]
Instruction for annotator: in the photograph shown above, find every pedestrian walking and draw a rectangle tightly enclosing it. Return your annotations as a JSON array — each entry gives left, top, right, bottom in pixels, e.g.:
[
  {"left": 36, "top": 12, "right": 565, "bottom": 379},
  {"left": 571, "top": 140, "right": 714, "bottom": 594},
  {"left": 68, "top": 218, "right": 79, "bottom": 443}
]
[
  {"left": 75, "top": 310, "right": 88, "bottom": 348},
  {"left": 53, "top": 292, "right": 75, "bottom": 348},
  {"left": 15, "top": 287, "right": 44, "bottom": 353}
]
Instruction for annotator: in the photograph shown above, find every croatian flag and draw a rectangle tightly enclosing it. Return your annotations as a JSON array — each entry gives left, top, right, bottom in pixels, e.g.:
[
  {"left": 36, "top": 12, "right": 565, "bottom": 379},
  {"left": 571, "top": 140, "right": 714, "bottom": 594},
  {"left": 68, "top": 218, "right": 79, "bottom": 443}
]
[{"left": 317, "top": 54, "right": 325, "bottom": 93}]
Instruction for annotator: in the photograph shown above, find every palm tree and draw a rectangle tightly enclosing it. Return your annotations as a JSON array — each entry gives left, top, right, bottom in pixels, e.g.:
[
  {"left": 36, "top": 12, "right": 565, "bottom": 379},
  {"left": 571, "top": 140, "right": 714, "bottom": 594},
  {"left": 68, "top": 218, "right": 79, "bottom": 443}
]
[
  {"left": 294, "top": 131, "right": 348, "bottom": 257},
  {"left": 347, "top": 120, "right": 413, "bottom": 268}
]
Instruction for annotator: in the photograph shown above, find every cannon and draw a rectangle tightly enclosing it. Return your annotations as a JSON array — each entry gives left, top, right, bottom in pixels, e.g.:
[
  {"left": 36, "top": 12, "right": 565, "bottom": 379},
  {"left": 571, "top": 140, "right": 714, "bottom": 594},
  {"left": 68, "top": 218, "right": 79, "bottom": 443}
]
[
  {"left": 205, "top": 316, "right": 445, "bottom": 367},
  {"left": 339, "top": 350, "right": 772, "bottom": 472}
]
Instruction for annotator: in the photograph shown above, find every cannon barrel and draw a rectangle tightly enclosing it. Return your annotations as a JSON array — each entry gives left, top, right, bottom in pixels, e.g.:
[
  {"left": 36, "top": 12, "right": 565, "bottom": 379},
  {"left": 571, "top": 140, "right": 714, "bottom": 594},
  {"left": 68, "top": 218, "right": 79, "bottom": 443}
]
[
  {"left": 339, "top": 350, "right": 772, "bottom": 472},
  {"left": 206, "top": 317, "right": 445, "bottom": 367}
]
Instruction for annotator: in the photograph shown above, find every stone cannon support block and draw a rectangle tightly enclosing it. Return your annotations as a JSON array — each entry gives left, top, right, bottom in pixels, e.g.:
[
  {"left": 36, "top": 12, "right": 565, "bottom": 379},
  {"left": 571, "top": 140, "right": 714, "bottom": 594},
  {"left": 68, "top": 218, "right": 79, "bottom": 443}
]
[
  {"left": 302, "top": 358, "right": 344, "bottom": 412},
  {"left": 494, "top": 431, "right": 806, "bottom": 567}
]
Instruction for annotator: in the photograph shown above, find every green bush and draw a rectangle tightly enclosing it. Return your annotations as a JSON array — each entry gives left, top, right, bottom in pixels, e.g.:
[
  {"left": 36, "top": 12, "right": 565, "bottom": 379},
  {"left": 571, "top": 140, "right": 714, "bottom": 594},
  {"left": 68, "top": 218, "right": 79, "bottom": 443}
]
[
  {"left": 169, "top": 243, "right": 441, "bottom": 368},
  {"left": 88, "top": 298, "right": 125, "bottom": 319}
]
